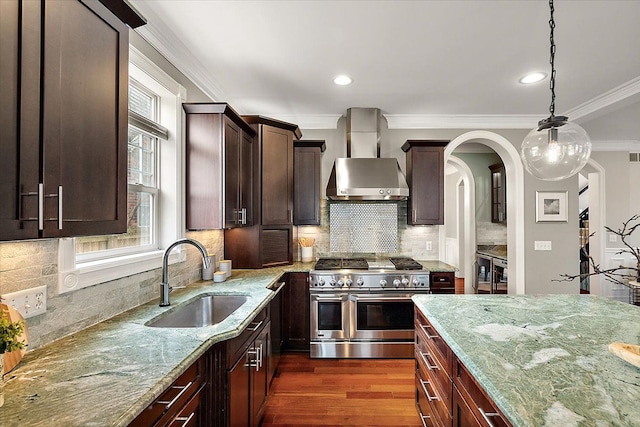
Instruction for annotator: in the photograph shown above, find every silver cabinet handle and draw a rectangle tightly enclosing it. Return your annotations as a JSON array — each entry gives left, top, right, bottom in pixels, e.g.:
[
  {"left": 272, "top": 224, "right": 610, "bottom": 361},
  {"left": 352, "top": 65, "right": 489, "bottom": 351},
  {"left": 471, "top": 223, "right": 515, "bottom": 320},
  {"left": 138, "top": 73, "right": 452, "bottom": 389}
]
[
  {"left": 57, "top": 185, "right": 63, "bottom": 229},
  {"left": 419, "top": 379, "right": 438, "bottom": 402},
  {"left": 174, "top": 412, "right": 195, "bottom": 427},
  {"left": 257, "top": 343, "right": 263, "bottom": 370},
  {"left": 419, "top": 351, "right": 439, "bottom": 371},
  {"left": 246, "top": 348, "right": 259, "bottom": 368},
  {"left": 157, "top": 380, "right": 193, "bottom": 410},
  {"left": 478, "top": 407, "right": 500, "bottom": 427},
  {"left": 419, "top": 323, "right": 438, "bottom": 340},
  {"left": 38, "top": 183, "right": 44, "bottom": 230},
  {"left": 239, "top": 207, "right": 247, "bottom": 225},
  {"left": 419, "top": 413, "right": 431, "bottom": 427},
  {"left": 247, "top": 320, "right": 263, "bottom": 332}
]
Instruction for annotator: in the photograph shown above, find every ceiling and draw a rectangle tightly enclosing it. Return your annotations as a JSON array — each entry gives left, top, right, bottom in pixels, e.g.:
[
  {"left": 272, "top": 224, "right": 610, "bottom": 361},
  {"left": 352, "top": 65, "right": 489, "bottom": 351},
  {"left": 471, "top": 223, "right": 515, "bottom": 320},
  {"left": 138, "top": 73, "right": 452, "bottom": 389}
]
[{"left": 130, "top": 0, "right": 640, "bottom": 144}]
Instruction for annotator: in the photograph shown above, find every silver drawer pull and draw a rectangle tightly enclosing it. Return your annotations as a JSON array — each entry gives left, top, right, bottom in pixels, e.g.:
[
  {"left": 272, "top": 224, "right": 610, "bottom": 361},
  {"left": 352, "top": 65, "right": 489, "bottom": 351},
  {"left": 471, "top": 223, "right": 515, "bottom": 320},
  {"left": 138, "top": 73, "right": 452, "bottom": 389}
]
[
  {"left": 419, "top": 323, "right": 438, "bottom": 340},
  {"left": 419, "top": 379, "right": 439, "bottom": 402},
  {"left": 419, "top": 413, "right": 431, "bottom": 427},
  {"left": 478, "top": 407, "right": 500, "bottom": 427},
  {"left": 157, "top": 381, "right": 193, "bottom": 410},
  {"left": 419, "top": 351, "right": 439, "bottom": 371},
  {"left": 174, "top": 412, "right": 195, "bottom": 427},
  {"left": 247, "top": 320, "right": 263, "bottom": 331}
]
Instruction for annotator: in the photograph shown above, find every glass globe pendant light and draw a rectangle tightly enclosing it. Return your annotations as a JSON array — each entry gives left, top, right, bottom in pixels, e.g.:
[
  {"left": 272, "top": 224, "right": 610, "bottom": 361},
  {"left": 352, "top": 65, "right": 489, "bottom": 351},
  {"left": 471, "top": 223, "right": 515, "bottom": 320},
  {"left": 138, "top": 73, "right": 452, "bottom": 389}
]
[{"left": 521, "top": 0, "right": 591, "bottom": 181}]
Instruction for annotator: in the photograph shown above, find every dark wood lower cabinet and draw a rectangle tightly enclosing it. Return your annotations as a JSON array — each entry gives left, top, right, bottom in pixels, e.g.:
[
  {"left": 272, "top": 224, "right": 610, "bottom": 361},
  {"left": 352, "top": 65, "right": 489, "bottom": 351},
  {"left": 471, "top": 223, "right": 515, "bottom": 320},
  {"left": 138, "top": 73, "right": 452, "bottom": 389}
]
[
  {"left": 129, "top": 357, "right": 207, "bottom": 427},
  {"left": 415, "top": 307, "right": 510, "bottom": 427},
  {"left": 430, "top": 272, "right": 455, "bottom": 294},
  {"left": 283, "top": 272, "right": 310, "bottom": 351}
]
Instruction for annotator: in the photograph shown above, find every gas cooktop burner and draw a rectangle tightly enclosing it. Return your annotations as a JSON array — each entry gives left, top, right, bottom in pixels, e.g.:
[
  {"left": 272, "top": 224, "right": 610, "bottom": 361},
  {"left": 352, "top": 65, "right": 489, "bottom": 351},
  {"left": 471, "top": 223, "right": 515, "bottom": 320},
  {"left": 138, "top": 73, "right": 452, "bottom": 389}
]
[
  {"left": 389, "top": 257, "right": 424, "bottom": 270},
  {"left": 313, "top": 258, "right": 368, "bottom": 270}
]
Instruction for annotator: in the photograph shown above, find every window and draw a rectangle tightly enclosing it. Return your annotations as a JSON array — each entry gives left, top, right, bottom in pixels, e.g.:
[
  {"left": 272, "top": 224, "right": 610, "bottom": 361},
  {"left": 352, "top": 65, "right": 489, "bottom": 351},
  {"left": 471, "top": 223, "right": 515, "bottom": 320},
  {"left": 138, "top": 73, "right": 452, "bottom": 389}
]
[
  {"left": 75, "top": 80, "right": 165, "bottom": 258},
  {"left": 57, "top": 47, "right": 187, "bottom": 294}
]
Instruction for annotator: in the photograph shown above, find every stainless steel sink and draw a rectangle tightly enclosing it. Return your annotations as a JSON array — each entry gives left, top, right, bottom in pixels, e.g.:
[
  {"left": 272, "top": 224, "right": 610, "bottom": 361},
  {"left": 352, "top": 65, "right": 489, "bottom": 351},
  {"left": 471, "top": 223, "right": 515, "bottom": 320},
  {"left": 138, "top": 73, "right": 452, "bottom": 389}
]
[{"left": 145, "top": 294, "right": 248, "bottom": 328}]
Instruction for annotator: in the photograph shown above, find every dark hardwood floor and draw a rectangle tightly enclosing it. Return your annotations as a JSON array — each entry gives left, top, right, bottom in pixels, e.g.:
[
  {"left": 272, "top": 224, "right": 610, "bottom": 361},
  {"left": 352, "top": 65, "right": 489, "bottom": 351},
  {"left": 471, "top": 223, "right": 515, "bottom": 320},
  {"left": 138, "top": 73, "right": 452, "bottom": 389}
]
[{"left": 261, "top": 353, "right": 421, "bottom": 427}]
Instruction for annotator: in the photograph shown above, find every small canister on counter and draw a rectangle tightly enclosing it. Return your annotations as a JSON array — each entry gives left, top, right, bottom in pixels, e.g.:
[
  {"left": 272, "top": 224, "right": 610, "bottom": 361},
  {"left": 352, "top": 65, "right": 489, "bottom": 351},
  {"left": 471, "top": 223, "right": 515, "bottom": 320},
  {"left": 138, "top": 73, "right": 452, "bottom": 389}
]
[
  {"left": 219, "top": 260, "right": 232, "bottom": 278},
  {"left": 214, "top": 271, "right": 226, "bottom": 282}
]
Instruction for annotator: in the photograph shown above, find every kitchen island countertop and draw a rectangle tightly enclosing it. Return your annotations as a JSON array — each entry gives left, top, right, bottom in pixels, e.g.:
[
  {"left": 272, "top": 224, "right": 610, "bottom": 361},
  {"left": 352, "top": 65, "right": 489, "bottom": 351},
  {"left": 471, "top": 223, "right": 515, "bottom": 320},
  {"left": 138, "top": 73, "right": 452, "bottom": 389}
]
[{"left": 412, "top": 294, "right": 640, "bottom": 426}]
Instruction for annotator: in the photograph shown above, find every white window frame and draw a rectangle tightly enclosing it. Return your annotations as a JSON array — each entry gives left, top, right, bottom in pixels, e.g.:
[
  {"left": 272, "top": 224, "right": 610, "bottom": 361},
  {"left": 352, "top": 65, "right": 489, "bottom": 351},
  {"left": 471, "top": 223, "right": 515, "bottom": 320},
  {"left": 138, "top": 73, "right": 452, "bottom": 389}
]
[{"left": 58, "top": 47, "right": 187, "bottom": 294}]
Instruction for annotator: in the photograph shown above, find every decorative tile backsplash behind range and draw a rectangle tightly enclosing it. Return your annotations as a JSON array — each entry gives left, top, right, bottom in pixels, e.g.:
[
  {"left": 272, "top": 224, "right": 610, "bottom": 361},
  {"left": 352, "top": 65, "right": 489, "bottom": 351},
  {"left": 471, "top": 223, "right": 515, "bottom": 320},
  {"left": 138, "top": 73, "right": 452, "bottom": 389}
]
[
  {"left": 330, "top": 203, "right": 398, "bottom": 253},
  {"left": 296, "top": 199, "right": 440, "bottom": 260}
]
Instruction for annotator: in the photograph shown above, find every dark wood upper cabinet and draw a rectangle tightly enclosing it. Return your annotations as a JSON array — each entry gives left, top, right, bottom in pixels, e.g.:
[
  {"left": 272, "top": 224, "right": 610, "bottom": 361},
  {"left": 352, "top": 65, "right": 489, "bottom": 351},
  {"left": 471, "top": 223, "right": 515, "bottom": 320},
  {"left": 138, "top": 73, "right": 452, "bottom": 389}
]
[
  {"left": 243, "top": 116, "right": 301, "bottom": 226},
  {"left": 402, "top": 140, "right": 449, "bottom": 226},
  {"left": 0, "top": 0, "right": 143, "bottom": 241},
  {"left": 293, "top": 140, "right": 325, "bottom": 226},
  {"left": 224, "top": 116, "right": 301, "bottom": 268},
  {"left": 489, "top": 162, "right": 506, "bottom": 223},
  {"left": 183, "top": 103, "right": 256, "bottom": 229}
]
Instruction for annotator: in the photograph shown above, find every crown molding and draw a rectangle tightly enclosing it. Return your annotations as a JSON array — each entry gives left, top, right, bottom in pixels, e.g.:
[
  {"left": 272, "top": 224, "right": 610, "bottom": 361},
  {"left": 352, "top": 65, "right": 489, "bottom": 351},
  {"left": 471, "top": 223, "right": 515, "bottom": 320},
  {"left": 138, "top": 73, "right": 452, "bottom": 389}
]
[
  {"left": 384, "top": 114, "right": 540, "bottom": 130},
  {"left": 591, "top": 140, "right": 640, "bottom": 152},
  {"left": 131, "top": 4, "right": 228, "bottom": 104},
  {"left": 273, "top": 114, "right": 342, "bottom": 129},
  {"left": 567, "top": 77, "right": 640, "bottom": 121}
]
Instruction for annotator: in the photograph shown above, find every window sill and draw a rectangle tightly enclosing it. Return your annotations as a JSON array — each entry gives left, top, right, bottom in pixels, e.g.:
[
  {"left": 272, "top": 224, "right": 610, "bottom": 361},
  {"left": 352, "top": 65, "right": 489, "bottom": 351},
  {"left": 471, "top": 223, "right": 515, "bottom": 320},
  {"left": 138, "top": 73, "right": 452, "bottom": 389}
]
[{"left": 58, "top": 240, "right": 182, "bottom": 294}]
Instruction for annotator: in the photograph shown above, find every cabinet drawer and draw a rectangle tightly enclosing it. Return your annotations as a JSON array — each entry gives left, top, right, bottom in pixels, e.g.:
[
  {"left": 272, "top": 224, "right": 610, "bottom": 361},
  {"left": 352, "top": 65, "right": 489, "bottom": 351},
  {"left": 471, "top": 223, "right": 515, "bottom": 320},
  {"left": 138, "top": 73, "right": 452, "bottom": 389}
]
[
  {"left": 454, "top": 358, "right": 510, "bottom": 427},
  {"left": 166, "top": 383, "right": 204, "bottom": 427},
  {"left": 430, "top": 273, "right": 455, "bottom": 294},
  {"left": 415, "top": 311, "right": 452, "bottom": 377},
  {"left": 416, "top": 364, "right": 451, "bottom": 427},
  {"left": 227, "top": 307, "right": 269, "bottom": 368},
  {"left": 415, "top": 346, "right": 452, "bottom": 412},
  {"left": 131, "top": 358, "right": 205, "bottom": 427},
  {"left": 453, "top": 385, "right": 482, "bottom": 427}
]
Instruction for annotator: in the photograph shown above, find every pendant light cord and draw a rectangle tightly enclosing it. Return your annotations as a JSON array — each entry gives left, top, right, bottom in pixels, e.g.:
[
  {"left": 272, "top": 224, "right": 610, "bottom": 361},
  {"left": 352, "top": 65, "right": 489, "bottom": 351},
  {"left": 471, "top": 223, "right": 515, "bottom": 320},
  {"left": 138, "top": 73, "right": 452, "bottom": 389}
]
[{"left": 548, "top": 0, "right": 557, "bottom": 118}]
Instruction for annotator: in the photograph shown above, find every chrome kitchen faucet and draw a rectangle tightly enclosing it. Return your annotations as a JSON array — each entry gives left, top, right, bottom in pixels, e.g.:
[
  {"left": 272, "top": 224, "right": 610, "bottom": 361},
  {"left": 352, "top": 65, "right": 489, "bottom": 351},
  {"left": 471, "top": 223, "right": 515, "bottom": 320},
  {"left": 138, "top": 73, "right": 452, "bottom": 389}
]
[{"left": 160, "top": 238, "right": 211, "bottom": 306}]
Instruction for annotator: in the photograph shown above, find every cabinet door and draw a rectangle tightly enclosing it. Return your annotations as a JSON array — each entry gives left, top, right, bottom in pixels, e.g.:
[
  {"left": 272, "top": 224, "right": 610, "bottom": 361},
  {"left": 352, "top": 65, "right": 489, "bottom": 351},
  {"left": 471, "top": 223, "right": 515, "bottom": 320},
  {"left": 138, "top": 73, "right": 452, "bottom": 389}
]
[
  {"left": 251, "top": 323, "right": 270, "bottom": 427},
  {"left": 453, "top": 386, "right": 482, "bottom": 427},
  {"left": 224, "top": 117, "right": 242, "bottom": 228},
  {"left": 229, "top": 349, "right": 250, "bottom": 427},
  {"left": 407, "top": 146, "right": 444, "bottom": 225},
  {"left": 240, "top": 130, "right": 254, "bottom": 226},
  {"left": 293, "top": 146, "right": 321, "bottom": 225},
  {"left": 42, "top": 0, "right": 128, "bottom": 237},
  {"left": 0, "top": 0, "right": 41, "bottom": 240},
  {"left": 284, "top": 272, "right": 310, "bottom": 350},
  {"left": 261, "top": 125, "right": 293, "bottom": 225}
]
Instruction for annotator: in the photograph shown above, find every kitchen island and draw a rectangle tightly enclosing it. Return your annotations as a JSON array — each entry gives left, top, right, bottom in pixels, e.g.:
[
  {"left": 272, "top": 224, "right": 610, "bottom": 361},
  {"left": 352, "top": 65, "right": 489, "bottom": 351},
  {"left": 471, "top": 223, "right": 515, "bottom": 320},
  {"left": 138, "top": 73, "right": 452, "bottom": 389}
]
[{"left": 412, "top": 294, "right": 640, "bottom": 426}]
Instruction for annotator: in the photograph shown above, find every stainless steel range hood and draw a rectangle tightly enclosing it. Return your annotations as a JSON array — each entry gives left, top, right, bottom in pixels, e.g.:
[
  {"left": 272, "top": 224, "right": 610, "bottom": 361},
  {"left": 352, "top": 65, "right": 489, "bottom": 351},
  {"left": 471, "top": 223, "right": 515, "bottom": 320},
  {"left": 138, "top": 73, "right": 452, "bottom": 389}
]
[{"left": 326, "top": 108, "right": 409, "bottom": 200}]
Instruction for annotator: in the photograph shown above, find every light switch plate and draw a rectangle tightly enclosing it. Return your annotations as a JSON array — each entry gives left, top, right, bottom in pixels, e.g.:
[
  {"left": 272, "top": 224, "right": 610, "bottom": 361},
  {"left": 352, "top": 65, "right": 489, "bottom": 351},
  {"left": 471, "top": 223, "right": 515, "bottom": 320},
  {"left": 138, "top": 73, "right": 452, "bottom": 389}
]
[
  {"left": 1, "top": 285, "right": 47, "bottom": 319},
  {"left": 534, "top": 241, "right": 552, "bottom": 251}
]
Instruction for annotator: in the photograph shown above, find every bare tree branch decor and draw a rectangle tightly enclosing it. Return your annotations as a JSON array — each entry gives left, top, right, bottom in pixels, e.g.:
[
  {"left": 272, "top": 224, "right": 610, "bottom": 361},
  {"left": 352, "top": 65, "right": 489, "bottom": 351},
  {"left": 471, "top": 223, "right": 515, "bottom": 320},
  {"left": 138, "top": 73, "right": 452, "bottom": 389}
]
[{"left": 557, "top": 214, "right": 640, "bottom": 286}]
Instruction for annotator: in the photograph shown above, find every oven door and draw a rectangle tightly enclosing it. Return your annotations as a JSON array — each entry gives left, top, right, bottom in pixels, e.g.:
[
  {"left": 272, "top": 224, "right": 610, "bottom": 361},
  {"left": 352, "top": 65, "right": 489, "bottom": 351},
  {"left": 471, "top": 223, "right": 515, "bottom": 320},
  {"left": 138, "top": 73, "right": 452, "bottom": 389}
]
[
  {"left": 310, "top": 293, "right": 349, "bottom": 340},
  {"left": 348, "top": 294, "right": 415, "bottom": 341}
]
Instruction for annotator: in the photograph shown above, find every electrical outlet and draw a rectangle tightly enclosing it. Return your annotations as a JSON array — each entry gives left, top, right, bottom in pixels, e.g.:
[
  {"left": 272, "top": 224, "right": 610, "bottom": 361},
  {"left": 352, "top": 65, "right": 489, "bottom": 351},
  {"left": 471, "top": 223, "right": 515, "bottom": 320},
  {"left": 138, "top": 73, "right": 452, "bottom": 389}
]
[
  {"left": 426, "top": 241, "right": 433, "bottom": 251},
  {"left": 534, "top": 241, "right": 552, "bottom": 251},
  {"left": 609, "top": 234, "right": 617, "bottom": 243},
  {"left": 2, "top": 285, "right": 47, "bottom": 319}
]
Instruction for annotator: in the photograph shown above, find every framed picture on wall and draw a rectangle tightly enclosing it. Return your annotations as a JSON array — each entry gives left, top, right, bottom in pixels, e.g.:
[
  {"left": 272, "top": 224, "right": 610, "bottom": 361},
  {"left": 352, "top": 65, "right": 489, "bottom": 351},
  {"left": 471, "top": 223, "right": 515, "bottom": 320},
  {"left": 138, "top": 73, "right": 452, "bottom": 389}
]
[{"left": 535, "top": 191, "right": 568, "bottom": 222}]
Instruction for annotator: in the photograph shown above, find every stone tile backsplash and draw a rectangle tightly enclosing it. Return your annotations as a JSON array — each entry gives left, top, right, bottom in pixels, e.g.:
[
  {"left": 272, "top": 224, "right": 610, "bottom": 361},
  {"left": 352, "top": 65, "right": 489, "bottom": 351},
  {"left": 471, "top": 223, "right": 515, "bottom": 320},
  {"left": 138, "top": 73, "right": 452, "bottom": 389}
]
[{"left": 0, "top": 230, "right": 223, "bottom": 350}]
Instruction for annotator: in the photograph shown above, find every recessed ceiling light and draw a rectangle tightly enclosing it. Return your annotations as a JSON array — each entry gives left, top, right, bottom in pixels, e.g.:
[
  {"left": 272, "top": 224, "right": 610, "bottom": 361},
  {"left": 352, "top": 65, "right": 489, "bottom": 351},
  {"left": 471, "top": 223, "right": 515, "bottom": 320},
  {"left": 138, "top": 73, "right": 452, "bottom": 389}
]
[
  {"left": 333, "top": 75, "right": 352, "bottom": 86},
  {"left": 519, "top": 72, "right": 547, "bottom": 84}
]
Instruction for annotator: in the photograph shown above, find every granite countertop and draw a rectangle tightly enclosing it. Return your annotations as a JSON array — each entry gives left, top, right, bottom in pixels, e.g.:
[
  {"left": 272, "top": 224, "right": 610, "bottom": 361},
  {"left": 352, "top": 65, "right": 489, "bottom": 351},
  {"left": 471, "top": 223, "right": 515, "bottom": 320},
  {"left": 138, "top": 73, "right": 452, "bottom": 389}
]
[
  {"left": 1, "top": 263, "right": 312, "bottom": 427},
  {"left": 412, "top": 294, "right": 640, "bottom": 427},
  {"left": 476, "top": 245, "right": 508, "bottom": 261},
  {"left": 2, "top": 259, "right": 452, "bottom": 426},
  {"left": 418, "top": 260, "right": 457, "bottom": 272}
]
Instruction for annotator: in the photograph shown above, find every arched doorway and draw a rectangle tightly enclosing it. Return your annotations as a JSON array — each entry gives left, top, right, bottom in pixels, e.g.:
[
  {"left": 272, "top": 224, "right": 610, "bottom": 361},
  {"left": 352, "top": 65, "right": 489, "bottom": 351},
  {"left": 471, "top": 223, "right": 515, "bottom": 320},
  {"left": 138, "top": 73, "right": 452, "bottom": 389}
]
[{"left": 444, "top": 131, "right": 526, "bottom": 294}]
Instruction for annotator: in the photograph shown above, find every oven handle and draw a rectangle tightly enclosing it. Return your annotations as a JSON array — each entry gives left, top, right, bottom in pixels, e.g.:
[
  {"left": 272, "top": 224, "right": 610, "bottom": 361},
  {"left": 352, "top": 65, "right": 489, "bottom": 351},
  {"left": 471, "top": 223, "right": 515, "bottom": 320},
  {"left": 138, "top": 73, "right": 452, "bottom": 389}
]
[
  {"left": 349, "top": 295, "right": 413, "bottom": 302},
  {"left": 314, "top": 296, "right": 346, "bottom": 302}
]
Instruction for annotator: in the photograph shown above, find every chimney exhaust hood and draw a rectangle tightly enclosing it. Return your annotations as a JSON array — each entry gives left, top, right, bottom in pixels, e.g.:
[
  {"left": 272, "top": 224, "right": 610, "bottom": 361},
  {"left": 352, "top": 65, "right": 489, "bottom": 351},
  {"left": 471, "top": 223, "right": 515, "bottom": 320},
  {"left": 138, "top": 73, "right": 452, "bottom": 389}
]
[{"left": 326, "top": 108, "right": 409, "bottom": 200}]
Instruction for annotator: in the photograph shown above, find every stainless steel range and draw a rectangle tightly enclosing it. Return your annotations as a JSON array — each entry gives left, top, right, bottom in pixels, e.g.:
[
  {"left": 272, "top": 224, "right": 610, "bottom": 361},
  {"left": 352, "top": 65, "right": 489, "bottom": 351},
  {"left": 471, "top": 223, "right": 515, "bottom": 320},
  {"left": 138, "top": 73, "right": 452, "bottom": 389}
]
[{"left": 309, "top": 257, "right": 430, "bottom": 358}]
